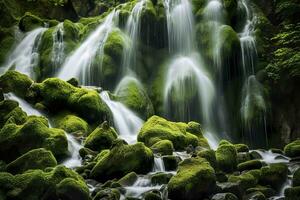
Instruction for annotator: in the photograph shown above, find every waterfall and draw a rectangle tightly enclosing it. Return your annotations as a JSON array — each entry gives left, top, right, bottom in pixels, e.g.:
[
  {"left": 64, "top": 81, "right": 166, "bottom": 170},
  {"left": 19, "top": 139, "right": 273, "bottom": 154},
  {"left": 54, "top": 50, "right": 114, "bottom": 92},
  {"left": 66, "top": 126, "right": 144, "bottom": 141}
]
[
  {"left": 51, "top": 23, "right": 65, "bottom": 73},
  {"left": 1, "top": 28, "right": 46, "bottom": 79},
  {"left": 152, "top": 156, "right": 166, "bottom": 172},
  {"left": 99, "top": 91, "right": 144, "bottom": 144},
  {"left": 122, "top": 0, "right": 146, "bottom": 74},
  {"left": 58, "top": 10, "right": 119, "bottom": 85}
]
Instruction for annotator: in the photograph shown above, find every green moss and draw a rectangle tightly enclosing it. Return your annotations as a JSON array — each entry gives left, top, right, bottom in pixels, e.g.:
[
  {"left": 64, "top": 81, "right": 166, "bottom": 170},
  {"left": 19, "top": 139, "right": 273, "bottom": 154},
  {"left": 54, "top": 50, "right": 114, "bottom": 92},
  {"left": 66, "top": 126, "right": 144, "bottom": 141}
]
[
  {"left": 18, "top": 12, "right": 44, "bottom": 32},
  {"left": 6, "top": 148, "right": 57, "bottom": 174},
  {"left": 84, "top": 121, "right": 118, "bottom": 152},
  {"left": 246, "top": 185, "right": 276, "bottom": 198},
  {"left": 115, "top": 76, "right": 154, "bottom": 119},
  {"left": 90, "top": 141, "right": 154, "bottom": 181},
  {"left": 234, "top": 144, "right": 249, "bottom": 153},
  {"left": 151, "top": 172, "right": 173, "bottom": 185},
  {"left": 52, "top": 111, "right": 89, "bottom": 135},
  {"left": 29, "top": 77, "right": 112, "bottom": 122},
  {"left": 237, "top": 160, "right": 263, "bottom": 171},
  {"left": 285, "top": 186, "right": 300, "bottom": 200},
  {"left": 0, "top": 27, "right": 15, "bottom": 65},
  {"left": 259, "top": 163, "right": 288, "bottom": 189},
  {"left": 56, "top": 177, "right": 90, "bottom": 200},
  {"left": 168, "top": 157, "right": 216, "bottom": 200},
  {"left": 197, "top": 149, "right": 217, "bottom": 169},
  {"left": 144, "top": 190, "right": 162, "bottom": 200},
  {"left": 228, "top": 173, "right": 258, "bottom": 191},
  {"left": 0, "top": 116, "right": 68, "bottom": 162},
  {"left": 138, "top": 115, "right": 209, "bottom": 150},
  {"left": 216, "top": 140, "right": 238, "bottom": 172},
  {"left": 0, "top": 165, "right": 88, "bottom": 200},
  {"left": 0, "top": 100, "right": 27, "bottom": 128},
  {"left": 93, "top": 188, "right": 120, "bottom": 200},
  {"left": 117, "top": 172, "right": 138, "bottom": 186},
  {"left": 293, "top": 168, "right": 300, "bottom": 187},
  {"left": 0, "top": 71, "right": 33, "bottom": 98},
  {"left": 151, "top": 140, "right": 174, "bottom": 156},
  {"left": 284, "top": 140, "right": 300, "bottom": 157}
]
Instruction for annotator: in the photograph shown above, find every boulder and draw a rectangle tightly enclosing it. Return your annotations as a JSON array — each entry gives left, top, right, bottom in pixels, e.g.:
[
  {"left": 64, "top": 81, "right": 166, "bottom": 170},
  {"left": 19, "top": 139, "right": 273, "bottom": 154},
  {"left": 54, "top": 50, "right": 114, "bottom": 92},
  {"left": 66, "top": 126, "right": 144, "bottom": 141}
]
[
  {"left": 284, "top": 140, "right": 300, "bottom": 157},
  {"left": 259, "top": 163, "right": 288, "bottom": 190},
  {"left": 151, "top": 140, "right": 174, "bottom": 156},
  {"left": 237, "top": 160, "right": 263, "bottom": 171},
  {"left": 216, "top": 140, "right": 237, "bottom": 172}
]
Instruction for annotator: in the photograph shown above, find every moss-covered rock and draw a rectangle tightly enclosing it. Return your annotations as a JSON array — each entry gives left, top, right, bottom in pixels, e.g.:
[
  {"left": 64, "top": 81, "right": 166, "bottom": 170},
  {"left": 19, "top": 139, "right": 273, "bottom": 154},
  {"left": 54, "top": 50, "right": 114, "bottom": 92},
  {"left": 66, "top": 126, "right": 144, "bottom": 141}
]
[
  {"left": 198, "top": 149, "right": 217, "bottom": 169},
  {"left": 168, "top": 157, "right": 216, "bottom": 200},
  {"left": 0, "top": 99, "right": 27, "bottom": 128},
  {"left": 117, "top": 172, "right": 138, "bottom": 186},
  {"left": 237, "top": 152, "right": 251, "bottom": 164},
  {"left": 6, "top": 148, "right": 57, "bottom": 174},
  {"left": 216, "top": 140, "right": 237, "bottom": 172},
  {"left": 285, "top": 186, "right": 300, "bottom": 200},
  {"left": 28, "top": 77, "right": 111, "bottom": 123},
  {"left": 151, "top": 139, "right": 173, "bottom": 156},
  {"left": 151, "top": 172, "right": 173, "bottom": 185},
  {"left": 228, "top": 173, "right": 258, "bottom": 191},
  {"left": 237, "top": 160, "right": 263, "bottom": 172},
  {"left": 53, "top": 112, "right": 89, "bottom": 135},
  {"left": 243, "top": 191, "right": 266, "bottom": 200},
  {"left": 162, "top": 155, "right": 179, "bottom": 171},
  {"left": 284, "top": 140, "right": 300, "bottom": 157},
  {"left": 144, "top": 190, "right": 162, "bottom": 200},
  {"left": 138, "top": 115, "right": 209, "bottom": 150},
  {"left": 0, "top": 165, "right": 88, "bottom": 200},
  {"left": 84, "top": 121, "right": 118, "bottom": 152},
  {"left": 90, "top": 140, "right": 154, "bottom": 181},
  {"left": 259, "top": 163, "right": 288, "bottom": 190},
  {"left": 211, "top": 193, "right": 238, "bottom": 200},
  {"left": 115, "top": 76, "right": 154, "bottom": 119},
  {"left": 19, "top": 12, "right": 44, "bottom": 32},
  {"left": 293, "top": 168, "right": 300, "bottom": 187},
  {"left": 0, "top": 116, "right": 68, "bottom": 162},
  {"left": 246, "top": 185, "right": 276, "bottom": 198},
  {"left": 234, "top": 144, "right": 249, "bottom": 153},
  {"left": 93, "top": 188, "right": 120, "bottom": 200},
  {"left": 0, "top": 70, "right": 33, "bottom": 98}
]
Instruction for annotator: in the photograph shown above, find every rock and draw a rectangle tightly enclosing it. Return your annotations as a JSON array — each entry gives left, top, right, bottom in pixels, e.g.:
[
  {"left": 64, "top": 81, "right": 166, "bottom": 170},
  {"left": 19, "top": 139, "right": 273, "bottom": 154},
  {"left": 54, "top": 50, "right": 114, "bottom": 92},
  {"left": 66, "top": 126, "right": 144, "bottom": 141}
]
[
  {"left": 246, "top": 186, "right": 276, "bottom": 198},
  {"left": 19, "top": 12, "right": 44, "bottom": 32},
  {"left": 151, "top": 172, "right": 173, "bottom": 185},
  {"left": 259, "top": 163, "right": 288, "bottom": 190},
  {"left": 237, "top": 152, "right": 251, "bottom": 164},
  {"left": 53, "top": 112, "right": 89, "bottom": 135},
  {"left": 228, "top": 173, "right": 258, "bottom": 191},
  {"left": 218, "top": 182, "right": 243, "bottom": 198},
  {"left": 211, "top": 193, "right": 238, "bottom": 200},
  {"left": 0, "top": 165, "right": 88, "bottom": 200},
  {"left": 198, "top": 149, "right": 217, "bottom": 169},
  {"left": 216, "top": 140, "right": 238, "bottom": 172},
  {"left": 117, "top": 172, "right": 138, "bottom": 186},
  {"left": 84, "top": 122, "right": 118, "bottom": 152},
  {"left": 138, "top": 116, "right": 209, "bottom": 150},
  {"left": 234, "top": 144, "right": 249, "bottom": 153},
  {"left": 285, "top": 186, "right": 300, "bottom": 200},
  {"left": 6, "top": 148, "right": 57, "bottom": 174},
  {"left": 151, "top": 140, "right": 174, "bottom": 156},
  {"left": 216, "top": 172, "right": 228, "bottom": 183},
  {"left": 0, "top": 70, "right": 33, "bottom": 98},
  {"left": 168, "top": 157, "right": 216, "bottom": 200},
  {"left": 284, "top": 140, "right": 300, "bottom": 157},
  {"left": 237, "top": 160, "right": 263, "bottom": 171},
  {"left": 0, "top": 116, "right": 68, "bottom": 162},
  {"left": 93, "top": 188, "right": 120, "bottom": 200},
  {"left": 115, "top": 76, "right": 154, "bottom": 119},
  {"left": 293, "top": 168, "right": 300, "bottom": 186},
  {"left": 0, "top": 99, "right": 27, "bottom": 128},
  {"left": 28, "top": 77, "right": 112, "bottom": 122},
  {"left": 162, "top": 155, "right": 179, "bottom": 171},
  {"left": 90, "top": 141, "right": 154, "bottom": 182},
  {"left": 250, "top": 151, "right": 263, "bottom": 160},
  {"left": 144, "top": 190, "right": 162, "bottom": 200},
  {"left": 243, "top": 191, "right": 266, "bottom": 200}
]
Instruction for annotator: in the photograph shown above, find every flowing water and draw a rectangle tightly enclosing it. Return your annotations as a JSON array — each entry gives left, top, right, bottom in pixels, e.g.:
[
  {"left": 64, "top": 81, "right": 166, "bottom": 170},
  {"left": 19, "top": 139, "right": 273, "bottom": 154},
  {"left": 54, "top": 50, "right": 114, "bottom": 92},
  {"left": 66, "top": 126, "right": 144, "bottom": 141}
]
[
  {"left": 51, "top": 23, "right": 65, "bottom": 73},
  {"left": 1, "top": 28, "right": 46, "bottom": 79},
  {"left": 152, "top": 156, "right": 166, "bottom": 172},
  {"left": 100, "top": 91, "right": 144, "bottom": 144},
  {"left": 58, "top": 10, "right": 119, "bottom": 85}
]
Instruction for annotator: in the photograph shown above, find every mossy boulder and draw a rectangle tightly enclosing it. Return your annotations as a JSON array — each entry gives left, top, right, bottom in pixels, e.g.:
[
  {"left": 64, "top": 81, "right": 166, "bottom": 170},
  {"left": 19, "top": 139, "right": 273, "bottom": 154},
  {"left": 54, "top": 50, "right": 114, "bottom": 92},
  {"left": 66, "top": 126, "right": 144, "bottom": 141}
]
[
  {"left": 168, "top": 157, "right": 216, "bottom": 200},
  {"left": 211, "top": 193, "right": 238, "bottom": 200},
  {"left": 237, "top": 160, "right": 263, "bottom": 172},
  {"left": 0, "top": 100, "right": 27, "bottom": 128},
  {"left": 90, "top": 140, "right": 154, "bottom": 181},
  {"left": 144, "top": 190, "right": 162, "bottom": 200},
  {"left": 293, "top": 168, "right": 300, "bottom": 186},
  {"left": 0, "top": 165, "right": 89, "bottom": 200},
  {"left": 138, "top": 115, "right": 209, "bottom": 150},
  {"left": 0, "top": 70, "right": 33, "bottom": 98},
  {"left": 0, "top": 27, "right": 15, "bottom": 65},
  {"left": 151, "top": 139, "right": 174, "bottom": 156},
  {"left": 284, "top": 140, "right": 300, "bottom": 157},
  {"left": 216, "top": 140, "right": 238, "bottom": 172},
  {"left": 228, "top": 173, "right": 258, "bottom": 191},
  {"left": 28, "top": 77, "right": 112, "bottom": 123},
  {"left": 285, "top": 186, "right": 300, "bottom": 200},
  {"left": 19, "top": 12, "right": 44, "bottom": 32},
  {"left": 198, "top": 149, "right": 217, "bottom": 169},
  {"left": 162, "top": 155, "right": 179, "bottom": 171},
  {"left": 259, "top": 163, "right": 288, "bottom": 190},
  {"left": 53, "top": 112, "right": 89, "bottom": 135},
  {"left": 151, "top": 172, "right": 173, "bottom": 185},
  {"left": 234, "top": 144, "right": 249, "bottom": 153},
  {"left": 6, "top": 148, "right": 57, "bottom": 174},
  {"left": 84, "top": 121, "right": 118, "bottom": 152},
  {"left": 0, "top": 116, "right": 68, "bottom": 162},
  {"left": 93, "top": 188, "right": 120, "bottom": 200},
  {"left": 117, "top": 172, "right": 138, "bottom": 186},
  {"left": 115, "top": 76, "right": 154, "bottom": 119}
]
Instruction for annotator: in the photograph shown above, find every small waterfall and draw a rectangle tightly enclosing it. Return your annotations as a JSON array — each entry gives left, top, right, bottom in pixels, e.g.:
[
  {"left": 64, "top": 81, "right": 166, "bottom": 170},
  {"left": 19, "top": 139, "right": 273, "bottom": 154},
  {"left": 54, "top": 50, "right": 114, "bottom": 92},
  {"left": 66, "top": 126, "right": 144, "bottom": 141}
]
[
  {"left": 163, "top": 0, "right": 216, "bottom": 127},
  {"left": 241, "top": 75, "right": 267, "bottom": 146},
  {"left": 238, "top": 0, "right": 257, "bottom": 76},
  {"left": 63, "top": 134, "right": 83, "bottom": 168},
  {"left": 3, "top": 93, "right": 43, "bottom": 116},
  {"left": 2, "top": 28, "right": 46, "bottom": 79},
  {"left": 99, "top": 91, "right": 144, "bottom": 144},
  {"left": 252, "top": 150, "right": 290, "bottom": 164},
  {"left": 58, "top": 10, "right": 119, "bottom": 85},
  {"left": 152, "top": 156, "right": 166, "bottom": 172},
  {"left": 122, "top": 0, "right": 146, "bottom": 74},
  {"left": 51, "top": 23, "right": 65, "bottom": 73}
]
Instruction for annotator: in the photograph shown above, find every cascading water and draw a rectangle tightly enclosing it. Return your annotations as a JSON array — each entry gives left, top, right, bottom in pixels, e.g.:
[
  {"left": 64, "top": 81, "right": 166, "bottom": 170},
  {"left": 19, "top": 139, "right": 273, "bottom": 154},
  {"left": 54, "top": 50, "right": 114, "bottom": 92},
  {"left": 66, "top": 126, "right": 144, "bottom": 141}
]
[
  {"left": 51, "top": 23, "right": 65, "bottom": 73},
  {"left": 58, "top": 10, "right": 119, "bottom": 85},
  {"left": 1, "top": 27, "right": 46, "bottom": 79},
  {"left": 152, "top": 156, "right": 166, "bottom": 172},
  {"left": 100, "top": 91, "right": 144, "bottom": 144},
  {"left": 122, "top": 0, "right": 146, "bottom": 74},
  {"left": 163, "top": 0, "right": 217, "bottom": 146}
]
